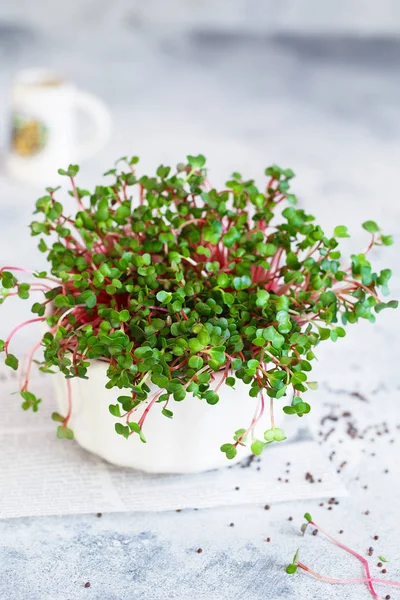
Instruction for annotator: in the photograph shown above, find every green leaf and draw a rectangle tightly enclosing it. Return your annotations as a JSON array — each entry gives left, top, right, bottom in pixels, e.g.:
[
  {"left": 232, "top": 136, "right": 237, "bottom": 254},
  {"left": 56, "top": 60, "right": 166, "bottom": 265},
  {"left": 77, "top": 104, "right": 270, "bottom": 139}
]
[
  {"left": 187, "top": 154, "right": 206, "bottom": 169},
  {"left": 5, "top": 354, "right": 18, "bottom": 370},
  {"left": 51, "top": 412, "right": 65, "bottom": 423},
  {"left": 375, "top": 300, "right": 398, "bottom": 313},
  {"left": 208, "top": 347, "right": 226, "bottom": 366},
  {"left": 128, "top": 421, "right": 146, "bottom": 443},
  {"left": 109, "top": 404, "right": 122, "bottom": 417},
  {"left": 256, "top": 289, "right": 270, "bottom": 308},
  {"left": 286, "top": 564, "right": 298, "bottom": 575},
  {"left": 223, "top": 227, "right": 241, "bottom": 248},
  {"left": 54, "top": 294, "right": 71, "bottom": 308},
  {"left": 276, "top": 310, "right": 292, "bottom": 334},
  {"left": 334, "top": 225, "right": 350, "bottom": 238},
  {"left": 156, "top": 291, "right": 172, "bottom": 304},
  {"left": 217, "top": 273, "right": 230, "bottom": 288},
  {"left": 220, "top": 443, "right": 237, "bottom": 460},
  {"left": 263, "top": 326, "right": 285, "bottom": 350},
  {"left": 162, "top": 408, "right": 173, "bottom": 419},
  {"left": 251, "top": 440, "right": 265, "bottom": 455},
  {"left": 362, "top": 220, "right": 379, "bottom": 233},
  {"left": 188, "top": 356, "right": 204, "bottom": 369},
  {"left": 304, "top": 512, "right": 312, "bottom": 523},
  {"left": 115, "top": 423, "right": 130, "bottom": 439},
  {"left": 381, "top": 234, "right": 393, "bottom": 246},
  {"left": 57, "top": 425, "right": 74, "bottom": 440}
]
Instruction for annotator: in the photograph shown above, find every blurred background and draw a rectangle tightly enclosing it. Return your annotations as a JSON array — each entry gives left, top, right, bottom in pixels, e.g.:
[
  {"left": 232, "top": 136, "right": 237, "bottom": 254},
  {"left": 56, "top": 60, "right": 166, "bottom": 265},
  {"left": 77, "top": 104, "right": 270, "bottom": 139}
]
[{"left": 0, "top": 0, "right": 399, "bottom": 362}]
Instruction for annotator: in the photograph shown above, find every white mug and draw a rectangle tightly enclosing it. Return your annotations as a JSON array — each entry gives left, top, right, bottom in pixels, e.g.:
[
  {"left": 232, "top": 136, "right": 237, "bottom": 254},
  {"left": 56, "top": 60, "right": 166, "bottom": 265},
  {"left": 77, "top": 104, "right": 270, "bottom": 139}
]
[{"left": 6, "top": 68, "right": 112, "bottom": 186}]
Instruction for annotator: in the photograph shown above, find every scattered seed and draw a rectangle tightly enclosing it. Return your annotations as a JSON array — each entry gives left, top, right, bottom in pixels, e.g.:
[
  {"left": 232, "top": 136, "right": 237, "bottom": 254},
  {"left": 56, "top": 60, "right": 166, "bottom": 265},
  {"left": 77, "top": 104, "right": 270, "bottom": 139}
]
[
  {"left": 339, "top": 530, "right": 344, "bottom": 534},
  {"left": 385, "top": 595, "right": 391, "bottom": 599},
  {"left": 266, "top": 537, "right": 271, "bottom": 542},
  {"left": 264, "top": 505, "right": 270, "bottom": 510},
  {"left": 374, "top": 535, "right": 379, "bottom": 540},
  {"left": 96, "top": 513, "right": 102, "bottom": 518},
  {"left": 368, "top": 547, "right": 374, "bottom": 556},
  {"left": 235, "top": 487, "right": 240, "bottom": 491},
  {"left": 288, "top": 517, "right": 293, "bottom": 521},
  {"left": 84, "top": 582, "right": 91, "bottom": 588},
  {"left": 176, "top": 509, "right": 181, "bottom": 512},
  {"left": 377, "top": 562, "right": 383, "bottom": 567},
  {"left": 382, "top": 569, "right": 387, "bottom": 574},
  {"left": 229, "top": 523, "right": 234, "bottom": 527},
  {"left": 197, "top": 548, "right": 203, "bottom": 554},
  {"left": 312, "top": 529, "right": 318, "bottom": 536}
]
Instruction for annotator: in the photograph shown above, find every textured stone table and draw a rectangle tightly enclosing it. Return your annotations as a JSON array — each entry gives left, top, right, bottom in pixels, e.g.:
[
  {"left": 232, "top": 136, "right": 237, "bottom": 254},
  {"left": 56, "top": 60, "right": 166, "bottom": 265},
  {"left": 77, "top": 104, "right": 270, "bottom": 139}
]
[{"left": 0, "top": 8, "right": 400, "bottom": 599}]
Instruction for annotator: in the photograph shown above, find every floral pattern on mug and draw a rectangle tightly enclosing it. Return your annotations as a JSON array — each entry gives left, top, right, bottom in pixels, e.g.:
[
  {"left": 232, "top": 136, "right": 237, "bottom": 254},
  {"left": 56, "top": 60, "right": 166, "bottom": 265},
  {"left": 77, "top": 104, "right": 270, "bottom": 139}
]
[{"left": 10, "top": 113, "right": 48, "bottom": 157}]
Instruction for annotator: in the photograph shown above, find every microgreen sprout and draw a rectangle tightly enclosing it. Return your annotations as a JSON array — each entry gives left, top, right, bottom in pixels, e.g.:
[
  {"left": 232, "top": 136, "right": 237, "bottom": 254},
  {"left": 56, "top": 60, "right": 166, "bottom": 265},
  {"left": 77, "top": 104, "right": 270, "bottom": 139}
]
[
  {"left": 287, "top": 514, "right": 399, "bottom": 598},
  {"left": 0, "top": 157, "right": 397, "bottom": 452}
]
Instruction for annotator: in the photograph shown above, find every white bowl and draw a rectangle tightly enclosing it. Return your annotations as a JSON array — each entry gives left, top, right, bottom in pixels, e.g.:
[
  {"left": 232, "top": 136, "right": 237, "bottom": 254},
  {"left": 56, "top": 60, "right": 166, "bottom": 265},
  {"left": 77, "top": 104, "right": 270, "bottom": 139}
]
[{"left": 53, "top": 363, "right": 258, "bottom": 473}]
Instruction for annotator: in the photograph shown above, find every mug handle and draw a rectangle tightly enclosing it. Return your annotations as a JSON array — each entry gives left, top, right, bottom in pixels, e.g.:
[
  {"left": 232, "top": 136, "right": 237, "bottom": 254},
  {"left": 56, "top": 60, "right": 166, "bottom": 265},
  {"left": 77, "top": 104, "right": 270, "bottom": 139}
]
[{"left": 74, "top": 90, "right": 112, "bottom": 161}]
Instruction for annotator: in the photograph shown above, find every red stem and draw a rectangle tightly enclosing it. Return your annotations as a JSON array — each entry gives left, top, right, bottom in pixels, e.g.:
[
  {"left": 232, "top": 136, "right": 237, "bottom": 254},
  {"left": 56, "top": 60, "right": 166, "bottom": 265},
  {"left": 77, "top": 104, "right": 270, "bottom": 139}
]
[
  {"left": 310, "top": 521, "right": 378, "bottom": 598},
  {"left": 64, "top": 378, "right": 73, "bottom": 426},
  {"left": 5, "top": 317, "right": 46, "bottom": 354},
  {"left": 297, "top": 562, "right": 400, "bottom": 589}
]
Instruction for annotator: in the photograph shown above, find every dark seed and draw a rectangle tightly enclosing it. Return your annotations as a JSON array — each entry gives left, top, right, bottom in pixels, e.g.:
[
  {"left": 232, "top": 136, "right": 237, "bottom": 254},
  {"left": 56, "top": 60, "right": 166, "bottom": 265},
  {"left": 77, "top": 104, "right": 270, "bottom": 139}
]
[
  {"left": 339, "top": 530, "right": 344, "bottom": 534},
  {"left": 312, "top": 529, "right": 318, "bottom": 536},
  {"left": 235, "top": 486, "right": 240, "bottom": 491},
  {"left": 288, "top": 517, "right": 293, "bottom": 521},
  {"left": 368, "top": 547, "right": 373, "bottom": 556},
  {"left": 266, "top": 537, "right": 271, "bottom": 542},
  {"left": 264, "top": 505, "right": 270, "bottom": 510},
  {"left": 229, "top": 523, "right": 234, "bottom": 527},
  {"left": 96, "top": 513, "right": 102, "bottom": 518},
  {"left": 84, "top": 582, "right": 91, "bottom": 588},
  {"left": 374, "top": 535, "right": 379, "bottom": 540},
  {"left": 377, "top": 562, "right": 383, "bottom": 567},
  {"left": 385, "top": 595, "right": 391, "bottom": 599},
  {"left": 197, "top": 548, "right": 203, "bottom": 554},
  {"left": 382, "top": 569, "right": 387, "bottom": 574}
]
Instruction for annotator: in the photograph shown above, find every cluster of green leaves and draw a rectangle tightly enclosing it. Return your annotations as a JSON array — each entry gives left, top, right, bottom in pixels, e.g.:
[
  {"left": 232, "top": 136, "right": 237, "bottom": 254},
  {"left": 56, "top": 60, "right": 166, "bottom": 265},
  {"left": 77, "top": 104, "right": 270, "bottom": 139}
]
[{"left": 0, "top": 156, "right": 396, "bottom": 454}]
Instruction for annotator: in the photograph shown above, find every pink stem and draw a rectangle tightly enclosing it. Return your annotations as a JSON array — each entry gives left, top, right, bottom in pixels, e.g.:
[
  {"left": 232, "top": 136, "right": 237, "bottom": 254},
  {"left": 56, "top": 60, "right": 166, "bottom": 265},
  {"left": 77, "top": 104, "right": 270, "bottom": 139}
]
[
  {"left": 20, "top": 339, "right": 44, "bottom": 391},
  {"left": 57, "top": 305, "right": 86, "bottom": 328},
  {"left": 310, "top": 521, "right": 378, "bottom": 598},
  {"left": 234, "top": 391, "right": 265, "bottom": 447},
  {"left": 298, "top": 562, "right": 400, "bottom": 589},
  {"left": 137, "top": 390, "right": 162, "bottom": 430},
  {"left": 64, "top": 378, "right": 73, "bottom": 426},
  {"left": 70, "top": 177, "right": 85, "bottom": 211},
  {"left": 5, "top": 317, "right": 46, "bottom": 354}
]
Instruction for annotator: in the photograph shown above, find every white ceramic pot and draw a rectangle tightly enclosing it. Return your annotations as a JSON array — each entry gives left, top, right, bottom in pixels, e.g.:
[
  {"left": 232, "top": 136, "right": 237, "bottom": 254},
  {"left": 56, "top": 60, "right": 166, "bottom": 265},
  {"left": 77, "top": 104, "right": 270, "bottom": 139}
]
[{"left": 52, "top": 363, "right": 258, "bottom": 473}]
